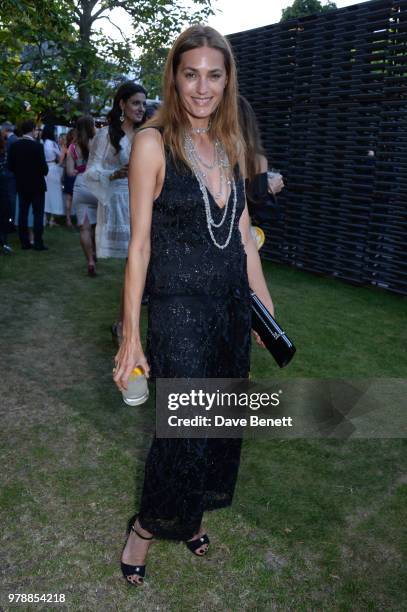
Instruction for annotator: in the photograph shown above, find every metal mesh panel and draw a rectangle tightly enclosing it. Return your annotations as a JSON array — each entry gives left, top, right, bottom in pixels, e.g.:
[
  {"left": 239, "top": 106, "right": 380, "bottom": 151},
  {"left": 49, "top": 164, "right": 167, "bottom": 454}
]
[{"left": 229, "top": 0, "right": 407, "bottom": 294}]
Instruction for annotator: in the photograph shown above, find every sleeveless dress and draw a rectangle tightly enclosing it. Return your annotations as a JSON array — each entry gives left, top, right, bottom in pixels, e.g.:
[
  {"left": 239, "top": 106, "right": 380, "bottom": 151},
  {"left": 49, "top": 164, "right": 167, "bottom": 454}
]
[{"left": 138, "top": 143, "right": 252, "bottom": 541}]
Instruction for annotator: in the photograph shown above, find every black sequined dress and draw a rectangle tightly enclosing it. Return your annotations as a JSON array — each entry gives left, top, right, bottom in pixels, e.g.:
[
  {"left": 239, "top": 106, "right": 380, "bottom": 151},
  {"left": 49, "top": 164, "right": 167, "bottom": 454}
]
[{"left": 138, "top": 146, "right": 251, "bottom": 540}]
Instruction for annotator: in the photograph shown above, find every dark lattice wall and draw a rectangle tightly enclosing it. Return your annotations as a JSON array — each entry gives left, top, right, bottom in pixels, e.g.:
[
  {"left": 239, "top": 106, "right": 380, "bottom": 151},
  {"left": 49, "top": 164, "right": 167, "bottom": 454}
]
[{"left": 228, "top": 0, "right": 407, "bottom": 295}]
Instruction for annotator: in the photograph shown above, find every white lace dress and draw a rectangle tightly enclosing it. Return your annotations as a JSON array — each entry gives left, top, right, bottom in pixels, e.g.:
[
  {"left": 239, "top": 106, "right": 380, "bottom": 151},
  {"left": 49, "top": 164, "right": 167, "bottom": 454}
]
[{"left": 83, "top": 126, "right": 131, "bottom": 258}]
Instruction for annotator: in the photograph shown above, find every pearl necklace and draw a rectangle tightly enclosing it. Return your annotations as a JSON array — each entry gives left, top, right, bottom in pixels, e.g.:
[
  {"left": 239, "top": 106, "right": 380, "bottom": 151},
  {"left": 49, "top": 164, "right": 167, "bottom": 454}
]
[{"left": 184, "top": 133, "right": 237, "bottom": 250}]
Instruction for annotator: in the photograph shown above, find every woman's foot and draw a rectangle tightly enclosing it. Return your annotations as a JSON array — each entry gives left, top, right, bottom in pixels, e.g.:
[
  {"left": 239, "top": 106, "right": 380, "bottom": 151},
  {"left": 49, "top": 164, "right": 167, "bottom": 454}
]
[
  {"left": 121, "top": 518, "right": 153, "bottom": 586},
  {"left": 186, "top": 526, "right": 210, "bottom": 556}
]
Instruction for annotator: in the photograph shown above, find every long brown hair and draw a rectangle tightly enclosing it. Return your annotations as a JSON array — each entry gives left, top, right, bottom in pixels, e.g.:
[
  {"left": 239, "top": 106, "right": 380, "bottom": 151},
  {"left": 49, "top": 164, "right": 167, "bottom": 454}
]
[
  {"left": 75, "top": 116, "right": 95, "bottom": 161},
  {"left": 145, "top": 25, "right": 244, "bottom": 171},
  {"left": 238, "top": 95, "right": 266, "bottom": 187}
]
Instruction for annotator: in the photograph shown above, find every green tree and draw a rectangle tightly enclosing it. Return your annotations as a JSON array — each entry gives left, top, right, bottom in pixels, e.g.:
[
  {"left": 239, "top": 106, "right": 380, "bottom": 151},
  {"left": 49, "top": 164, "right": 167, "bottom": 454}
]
[
  {"left": 281, "top": 0, "right": 337, "bottom": 22},
  {"left": 0, "top": 0, "right": 214, "bottom": 123},
  {"left": 0, "top": 1, "right": 76, "bottom": 123},
  {"left": 137, "top": 47, "right": 169, "bottom": 99}
]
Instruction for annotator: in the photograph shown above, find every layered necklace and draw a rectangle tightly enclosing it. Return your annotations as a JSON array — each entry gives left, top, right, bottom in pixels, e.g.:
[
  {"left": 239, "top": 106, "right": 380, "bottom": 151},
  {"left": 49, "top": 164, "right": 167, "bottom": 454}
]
[{"left": 184, "top": 132, "right": 237, "bottom": 250}]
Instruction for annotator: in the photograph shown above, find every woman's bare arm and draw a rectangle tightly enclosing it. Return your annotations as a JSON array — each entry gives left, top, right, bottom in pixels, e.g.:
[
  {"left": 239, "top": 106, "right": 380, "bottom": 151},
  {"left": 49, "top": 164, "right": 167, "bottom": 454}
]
[
  {"left": 239, "top": 203, "right": 274, "bottom": 316},
  {"left": 66, "top": 150, "right": 77, "bottom": 177},
  {"left": 256, "top": 153, "right": 268, "bottom": 174},
  {"left": 113, "top": 128, "right": 164, "bottom": 390}
]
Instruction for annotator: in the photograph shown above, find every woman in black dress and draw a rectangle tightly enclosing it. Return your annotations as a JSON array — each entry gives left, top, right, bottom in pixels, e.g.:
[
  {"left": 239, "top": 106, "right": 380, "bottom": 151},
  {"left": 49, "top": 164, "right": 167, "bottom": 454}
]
[
  {"left": 238, "top": 95, "right": 284, "bottom": 227},
  {"left": 113, "top": 25, "right": 274, "bottom": 586}
]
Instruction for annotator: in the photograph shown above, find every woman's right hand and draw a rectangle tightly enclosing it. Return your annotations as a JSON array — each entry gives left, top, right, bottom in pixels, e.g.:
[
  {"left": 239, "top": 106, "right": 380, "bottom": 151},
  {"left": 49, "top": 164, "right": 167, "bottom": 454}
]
[{"left": 113, "top": 338, "right": 150, "bottom": 392}]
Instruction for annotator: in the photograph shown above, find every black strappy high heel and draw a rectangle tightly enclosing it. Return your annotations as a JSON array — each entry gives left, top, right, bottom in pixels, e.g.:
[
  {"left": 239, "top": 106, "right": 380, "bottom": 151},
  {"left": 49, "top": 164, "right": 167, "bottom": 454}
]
[
  {"left": 185, "top": 533, "right": 210, "bottom": 556},
  {"left": 121, "top": 515, "right": 153, "bottom": 586}
]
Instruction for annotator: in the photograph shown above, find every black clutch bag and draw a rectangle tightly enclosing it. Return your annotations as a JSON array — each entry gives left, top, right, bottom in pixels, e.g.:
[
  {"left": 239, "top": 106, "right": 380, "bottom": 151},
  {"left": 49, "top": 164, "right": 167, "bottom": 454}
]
[{"left": 251, "top": 292, "right": 296, "bottom": 368}]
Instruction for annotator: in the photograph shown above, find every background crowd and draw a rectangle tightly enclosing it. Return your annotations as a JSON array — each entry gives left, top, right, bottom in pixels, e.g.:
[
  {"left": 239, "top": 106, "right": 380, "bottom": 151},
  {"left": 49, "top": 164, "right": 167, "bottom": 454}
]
[{"left": 0, "top": 82, "right": 283, "bottom": 267}]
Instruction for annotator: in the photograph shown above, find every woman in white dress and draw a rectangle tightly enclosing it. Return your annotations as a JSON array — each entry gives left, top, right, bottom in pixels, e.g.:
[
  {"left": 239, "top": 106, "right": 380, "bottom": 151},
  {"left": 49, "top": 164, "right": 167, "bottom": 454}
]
[
  {"left": 66, "top": 116, "right": 98, "bottom": 276},
  {"left": 42, "top": 125, "right": 64, "bottom": 226},
  {"left": 84, "top": 82, "right": 147, "bottom": 258},
  {"left": 84, "top": 82, "right": 147, "bottom": 332}
]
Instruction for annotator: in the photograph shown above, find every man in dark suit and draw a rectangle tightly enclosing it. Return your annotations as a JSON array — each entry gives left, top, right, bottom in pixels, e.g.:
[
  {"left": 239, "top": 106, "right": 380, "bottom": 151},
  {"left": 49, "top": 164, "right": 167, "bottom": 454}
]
[{"left": 7, "top": 120, "right": 49, "bottom": 250}]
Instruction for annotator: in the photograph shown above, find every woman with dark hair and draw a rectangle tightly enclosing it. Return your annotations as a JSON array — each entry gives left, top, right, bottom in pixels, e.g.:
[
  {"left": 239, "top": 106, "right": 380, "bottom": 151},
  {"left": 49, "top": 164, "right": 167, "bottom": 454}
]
[
  {"left": 43, "top": 124, "right": 64, "bottom": 226},
  {"left": 113, "top": 25, "right": 274, "bottom": 586},
  {"left": 84, "top": 82, "right": 147, "bottom": 330},
  {"left": 84, "top": 81, "right": 147, "bottom": 260},
  {"left": 66, "top": 116, "right": 97, "bottom": 275},
  {"left": 238, "top": 95, "right": 284, "bottom": 233}
]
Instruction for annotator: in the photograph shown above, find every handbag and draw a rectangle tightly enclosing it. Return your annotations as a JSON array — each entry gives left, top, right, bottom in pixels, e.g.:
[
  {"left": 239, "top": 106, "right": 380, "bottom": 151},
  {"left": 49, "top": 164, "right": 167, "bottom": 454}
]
[{"left": 251, "top": 292, "right": 296, "bottom": 368}]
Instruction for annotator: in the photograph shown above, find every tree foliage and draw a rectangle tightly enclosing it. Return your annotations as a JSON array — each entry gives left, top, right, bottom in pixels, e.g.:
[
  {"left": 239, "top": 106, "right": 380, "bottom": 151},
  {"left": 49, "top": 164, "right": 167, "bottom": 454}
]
[
  {"left": 281, "top": 0, "right": 337, "bottom": 22},
  {"left": 0, "top": 0, "right": 214, "bottom": 124},
  {"left": 137, "top": 47, "right": 169, "bottom": 99},
  {"left": 0, "top": 1, "right": 75, "bottom": 123}
]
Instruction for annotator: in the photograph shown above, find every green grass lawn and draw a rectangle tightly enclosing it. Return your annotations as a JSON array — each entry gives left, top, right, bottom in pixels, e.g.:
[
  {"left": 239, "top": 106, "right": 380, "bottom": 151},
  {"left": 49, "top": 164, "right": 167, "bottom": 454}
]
[{"left": 1, "top": 226, "right": 406, "bottom": 611}]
